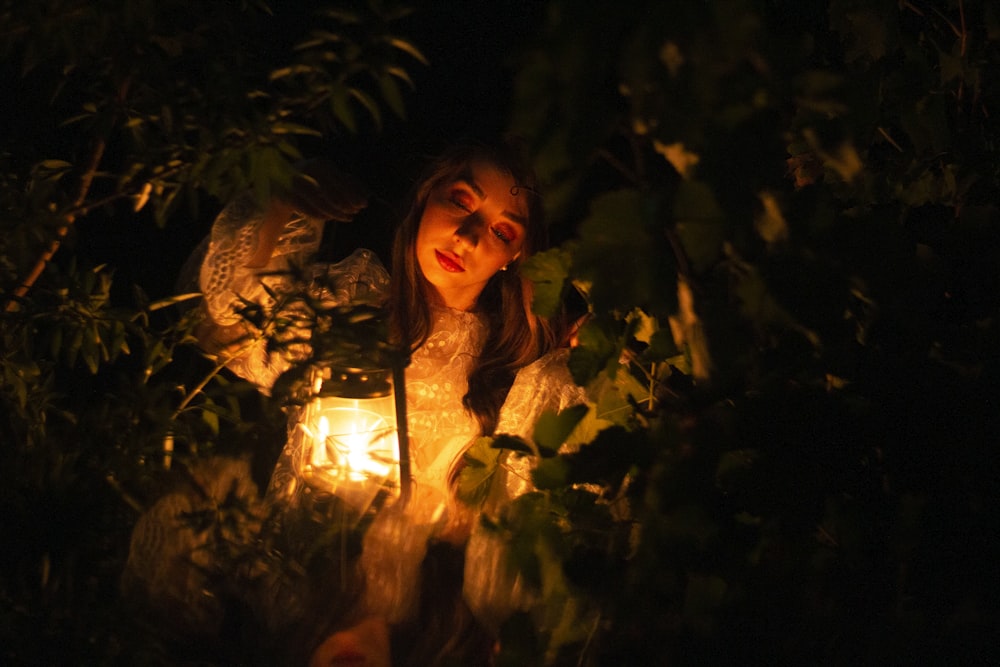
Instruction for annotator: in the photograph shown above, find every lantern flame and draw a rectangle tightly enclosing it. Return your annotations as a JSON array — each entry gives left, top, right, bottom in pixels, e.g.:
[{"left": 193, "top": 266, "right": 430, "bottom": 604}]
[
  {"left": 290, "top": 366, "right": 403, "bottom": 515},
  {"left": 313, "top": 410, "right": 396, "bottom": 483},
  {"left": 299, "top": 399, "right": 400, "bottom": 509}
]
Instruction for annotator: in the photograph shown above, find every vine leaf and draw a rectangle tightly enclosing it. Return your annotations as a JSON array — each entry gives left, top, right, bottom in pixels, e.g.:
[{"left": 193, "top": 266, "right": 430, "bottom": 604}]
[
  {"left": 574, "top": 189, "right": 670, "bottom": 314},
  {"left": 521, "top": 246, "right": 573, "bottom": 318},
  {"left": 673, "top": 180, "right": 726, "bottom": 274},
  {"left": 456, "top": 437, "right": 502, "bottom": 505},
  {"left": 654, "top": 140, "right": 700, "bottom": 179},
  {"left": 533, "top": 404, "right": 590, "bottom": 456}
]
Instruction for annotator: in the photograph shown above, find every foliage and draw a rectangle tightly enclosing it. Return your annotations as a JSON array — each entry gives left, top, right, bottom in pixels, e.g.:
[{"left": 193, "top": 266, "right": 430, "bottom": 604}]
[
  {"left": 2, "top": 0, "right": 999, "bottom": 665},
  {"left": 1, "top": 0, "right": 424, "bottom": 227},
  {"left": 0, "top": 1, "right": 423, "bottom": 663},
  {"left": 491, "top": 0, "right": 1000, "bottom": 664}
]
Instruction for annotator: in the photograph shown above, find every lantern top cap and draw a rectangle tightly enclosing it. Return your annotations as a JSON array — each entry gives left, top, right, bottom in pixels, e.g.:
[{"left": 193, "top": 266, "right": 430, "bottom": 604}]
[{"left": 316, "top": 365, "right": 393, "bottom": 399}]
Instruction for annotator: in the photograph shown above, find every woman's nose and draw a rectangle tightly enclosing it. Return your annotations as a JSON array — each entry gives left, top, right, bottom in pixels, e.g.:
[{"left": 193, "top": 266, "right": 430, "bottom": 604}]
[{"left": 453, "top": 215, "right": 483, "bottom": 247}]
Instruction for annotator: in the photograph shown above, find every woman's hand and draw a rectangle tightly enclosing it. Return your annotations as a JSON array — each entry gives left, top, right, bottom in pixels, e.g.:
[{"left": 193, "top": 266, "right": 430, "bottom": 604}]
[
  {"left": 247, "top": 159, "right": 369, "bottom": 268},
  {"left": 282, "top": 158, "right": 369, "bottom": 223}
]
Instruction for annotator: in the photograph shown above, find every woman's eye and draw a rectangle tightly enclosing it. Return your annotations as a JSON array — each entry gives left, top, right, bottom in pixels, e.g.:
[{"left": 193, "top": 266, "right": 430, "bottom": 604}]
[
  {"left": 449, "top": 191, "right": 474, "bottom": 211},
  {"left": 492, "top": 224, "right": 516, "bottom": 244}
]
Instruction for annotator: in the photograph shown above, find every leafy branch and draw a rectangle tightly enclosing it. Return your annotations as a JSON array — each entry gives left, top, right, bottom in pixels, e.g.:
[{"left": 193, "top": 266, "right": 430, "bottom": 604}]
[
  {"left": 4, "top": 78, "right": 129, "bottom": 311},
  {"left": 505, "top": 0, "right": 1000, "bottom": 663}
]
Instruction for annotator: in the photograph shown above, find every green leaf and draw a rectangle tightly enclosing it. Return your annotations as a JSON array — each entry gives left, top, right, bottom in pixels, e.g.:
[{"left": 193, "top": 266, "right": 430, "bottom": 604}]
[
  {"left": 456, "top": 436, "right": 501, "bottom": 505},
  {"left": 533, "top": 404, "right": 590, "bottom": 455},
  {"left": 532, "top": 456, "right": 568, "bottom": 490},
  {"left": 630, "top": 309, "right": 657, "bottom": 344},
  {"left": 567, "top": 320, "right": 618, "bottom": 385},
  {"left": 385, "top": 36, "right": 429, "bottom": 65},
  {"left": 521, "top": 247, "right": 572, "bottom": 318},
  {"left": 269, "top": 64, "right": 318, "bottom": 81},
  {"left": 348, "top": 88, "right": 383, "bottom": 131},
  {"left": 465, "top": 436, "right": 503, "bottom": 468},
  {"left": 385, "top": 65, "right": 415, "bottom": 89},
  {"left": 271, "top": 121, "right": 322, "bottom": 137},
  {"left": 82, "top": 325, "right": 99, "bottom": 374},
  {"left": 49, "top": 326, "right": 63, "bottom": 361},
  {"left": 331, "top": 86, "right": 357, "bottom": 133},
  {"left": 644, "top": 327, "right": 680, "bottom": 362},
  {"left": 319, "top": 8, "right": 362, "bottom": 24},
  {"left": 492, "top": 433, "right": 537, "bottom": 455},
  {"left": 586, "top": 373, "right": 635, "bottom": 429},
  {"left": 277, "top": 140, "right": 303, "bottom": 160},
  {"left": 378, "top": 73, "right": 405, "bottom": 119},
  {"left": 37, "top": 159, "right": 73, "bottom": 171},
  {"left": 66, "top": 328, "right": 84, "bottom": 369},
  {"left": 829, "top": 6, "right": 895, "bottom": 64},
  {"left": 673, "top": 180, "right": 726, "bottom": 273},
  {"left": 110, "top": 320, "right": 129, "bottom": 359},
  {"left": 201, "top": 402, "right": 220, "bottom": 435},
  {"left": 574, "top": 189, "right": 672, "bottom": 314}
]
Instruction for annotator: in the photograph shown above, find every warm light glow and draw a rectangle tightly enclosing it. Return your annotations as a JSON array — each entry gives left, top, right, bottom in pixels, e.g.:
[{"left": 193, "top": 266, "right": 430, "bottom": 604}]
[
  {"left": 311, "top": 406, "right": 396, "bottom": 483},
  {"left": 292, "top": 369, "right": 401, "bottom": 512}
]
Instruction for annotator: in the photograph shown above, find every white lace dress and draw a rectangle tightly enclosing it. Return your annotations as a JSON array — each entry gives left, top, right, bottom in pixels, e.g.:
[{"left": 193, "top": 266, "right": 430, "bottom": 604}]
[
  {"left": 197, "top": 193, "right": 589, "bottom": 626},
  {"left": 197, "top": 195, "right": 497, "bottom": 511}
]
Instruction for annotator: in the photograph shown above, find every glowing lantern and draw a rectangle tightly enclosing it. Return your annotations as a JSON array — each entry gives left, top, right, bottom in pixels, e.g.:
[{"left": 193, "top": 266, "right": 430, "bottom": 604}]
[{"left": 292, "top": 365, "right": 409, "bottom": 514}]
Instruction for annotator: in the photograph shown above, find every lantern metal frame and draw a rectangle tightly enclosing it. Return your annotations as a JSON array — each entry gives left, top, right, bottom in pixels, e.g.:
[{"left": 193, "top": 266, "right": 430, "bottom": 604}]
[{"left": 291, "top": 353, "right": 411, "bottom": 514}]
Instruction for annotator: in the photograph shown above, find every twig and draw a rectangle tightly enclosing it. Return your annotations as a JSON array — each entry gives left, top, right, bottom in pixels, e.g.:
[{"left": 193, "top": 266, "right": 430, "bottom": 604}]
[
  {"left": 923, "top": 0, "right": 963, "bottom": 39},
  {"left": 901, "top": 1, "right": 924, "bottom": 18},
  {"left": 595, "top": 148, "right": 638, "bottom": 184},
  {"left": 106, "top": 471, "right": 146, "bottom": 514},
  {"left": 392, "top": 356, "right": 413, "bottom": 504},
  {"left": 59, "top": 158, "right": 192, "bottom": 221},
  {"left": 4, "top": 137, "right": 107, "bottom": 312},
  {"left": 171, "top": 358, "right": 232, "bottom": 420},
  {"left": 665, "top": 227, "right": 693, "bottom": 281},
  {"left": 958, "top": 0, "right": 967, "bottom": 56},
  {"left": 877, "top": 127, "right": 904, "bottom": 153},
  {"left": 629, "top": 130, "right": 646, "bottom": 184},
  {"left": 576, "top": 612, "right": 602, "bottom": 667},
  {"left": 5, "top": 77, "right": 132, "bottom": 312},
  {"left": 648, "top": 362, "right": 656, "bottom": 411}
]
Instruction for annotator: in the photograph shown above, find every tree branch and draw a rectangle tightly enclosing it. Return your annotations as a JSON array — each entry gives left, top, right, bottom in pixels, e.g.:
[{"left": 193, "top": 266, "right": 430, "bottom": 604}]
[{"left": 5, "top": 77, "right": 131, "bottom": 312}]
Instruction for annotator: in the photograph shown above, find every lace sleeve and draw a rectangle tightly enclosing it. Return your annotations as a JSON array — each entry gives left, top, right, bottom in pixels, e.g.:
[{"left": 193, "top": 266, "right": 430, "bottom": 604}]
[
  {"left": 464, "top": 350, "right": 590, "bottom": 631},
  {"left": 495, "top": 348, "right": 587, "bottom": 442},
  {"left": 312, "top": 248, "right": 391, "bottom": 309},
  {"left": 196, "top": 192, "right": 389, "bottom": 391},
  {"left": 493, "top": 349, "right": 589, "bottom": 500},
  {"left": 199, "top": 193, "right": 324, "bottom": 326}
]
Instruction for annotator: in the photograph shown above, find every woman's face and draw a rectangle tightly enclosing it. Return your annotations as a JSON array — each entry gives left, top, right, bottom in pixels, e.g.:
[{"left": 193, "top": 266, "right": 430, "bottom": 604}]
[{"left": 415, "top": 159, "right": 528, "bottom": 311}]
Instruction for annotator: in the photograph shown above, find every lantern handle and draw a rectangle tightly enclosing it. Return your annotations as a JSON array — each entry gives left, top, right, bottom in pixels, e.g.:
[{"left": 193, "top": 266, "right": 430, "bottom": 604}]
[{"left": 391, "top": 352, "right": 412, "bottom": 505}]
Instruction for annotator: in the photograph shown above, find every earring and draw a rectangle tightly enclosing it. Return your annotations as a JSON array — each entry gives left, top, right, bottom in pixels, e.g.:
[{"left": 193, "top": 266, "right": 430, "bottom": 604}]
[{"left": 501, "top": 264, "right": 508, "bottom": 271}]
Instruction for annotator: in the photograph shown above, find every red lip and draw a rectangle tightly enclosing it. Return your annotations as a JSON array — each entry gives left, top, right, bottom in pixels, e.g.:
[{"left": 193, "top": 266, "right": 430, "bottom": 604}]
[{"left": 435, "top": 249, "right": 464, "bottom": 273}]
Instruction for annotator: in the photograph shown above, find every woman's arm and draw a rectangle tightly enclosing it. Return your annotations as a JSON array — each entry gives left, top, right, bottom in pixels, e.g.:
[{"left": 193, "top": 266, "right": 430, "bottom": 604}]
[
  {"left": 246, "top": 160, "right": 369, "bottom": 268},
  {"left": 192, "top": 161, "right": 370, "bottom": 389}
]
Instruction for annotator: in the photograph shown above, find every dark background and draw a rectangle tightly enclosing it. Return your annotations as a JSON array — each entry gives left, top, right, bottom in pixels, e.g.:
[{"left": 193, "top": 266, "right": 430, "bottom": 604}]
[{"left": 61, "top": 0, "right": 549, "bottom": 303}]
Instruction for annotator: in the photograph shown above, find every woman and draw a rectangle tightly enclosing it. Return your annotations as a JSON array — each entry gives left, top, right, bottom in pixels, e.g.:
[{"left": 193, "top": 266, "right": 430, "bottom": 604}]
[
  {"left": 197, "top": 140, "right": 560, "bottom": 531},
  {"left": 141, "top": 139, "right": 585, "bottom": 664}
]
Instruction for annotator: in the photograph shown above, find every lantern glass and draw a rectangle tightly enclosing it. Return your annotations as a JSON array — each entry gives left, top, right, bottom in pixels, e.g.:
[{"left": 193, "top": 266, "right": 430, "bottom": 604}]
[{"left": 293, "top": 366, "right": 400, "bottom": 512}]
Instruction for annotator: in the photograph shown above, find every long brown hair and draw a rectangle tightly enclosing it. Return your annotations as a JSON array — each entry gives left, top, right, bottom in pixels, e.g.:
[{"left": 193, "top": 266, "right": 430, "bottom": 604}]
[{"left": 389, "top": 139, "right": 555, "bottom": 435}]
